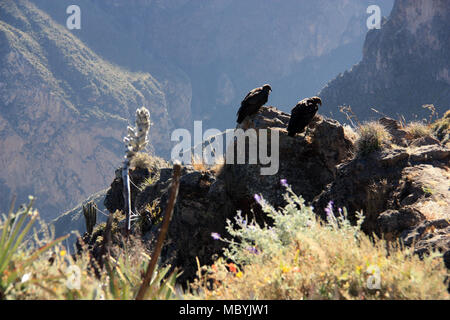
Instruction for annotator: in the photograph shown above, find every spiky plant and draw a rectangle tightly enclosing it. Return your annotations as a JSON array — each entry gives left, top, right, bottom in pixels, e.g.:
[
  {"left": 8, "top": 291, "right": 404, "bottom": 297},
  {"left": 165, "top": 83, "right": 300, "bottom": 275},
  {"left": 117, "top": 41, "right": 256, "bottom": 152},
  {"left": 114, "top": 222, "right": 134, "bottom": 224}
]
[
  {"left": 82, "top": 201, "right": 97, "bottom": 235},
  {"left": 122, "top": 107, "right": 151, "bottom": 233},
  {"left": 124, "top": 107, "right": 151, "bottom": 162}
]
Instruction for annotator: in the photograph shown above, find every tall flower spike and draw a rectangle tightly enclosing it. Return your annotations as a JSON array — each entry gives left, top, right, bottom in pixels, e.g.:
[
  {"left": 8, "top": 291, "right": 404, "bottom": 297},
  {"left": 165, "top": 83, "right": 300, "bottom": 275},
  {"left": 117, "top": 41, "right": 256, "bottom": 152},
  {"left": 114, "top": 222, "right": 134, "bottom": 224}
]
[
  {"left": 122, "top": 107, "right": 151, "bottom": 233},
  {"left": 124, "top": 107, "right": 151, "bottom": 162}
]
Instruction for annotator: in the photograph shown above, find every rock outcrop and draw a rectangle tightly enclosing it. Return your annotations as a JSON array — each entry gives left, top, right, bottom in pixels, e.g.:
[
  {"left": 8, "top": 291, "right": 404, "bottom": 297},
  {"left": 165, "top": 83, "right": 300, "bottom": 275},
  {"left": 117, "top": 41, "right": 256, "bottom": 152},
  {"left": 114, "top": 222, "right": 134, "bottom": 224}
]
[
  {"left": 319, "top": 0, "right": 450, "bottom": 123},
  {"left": 314, "top": 117, "right": 450, "bottom": 266},
  {"left": 97, "top": 109, "right": 450, "bottom": 283},
  {"left": 103, "top": 106, "right": 354, "bottom": 283}
]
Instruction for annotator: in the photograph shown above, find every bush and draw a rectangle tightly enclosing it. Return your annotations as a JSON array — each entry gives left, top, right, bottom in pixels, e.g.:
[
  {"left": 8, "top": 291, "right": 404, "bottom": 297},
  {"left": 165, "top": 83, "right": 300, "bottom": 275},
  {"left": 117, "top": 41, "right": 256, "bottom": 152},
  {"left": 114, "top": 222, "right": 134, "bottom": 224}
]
[
  {"left": 0, "top": 197, "right": 67, "bottom": 299},
  {"left": 356, "top": 122, "right": 391, "bottom": 156},
  {"left": 405, "top": 122, "right": 432, "bottom": 139},
  {"left": 130, "top": 152, "right": 168, "bottom": 171},
  {"left": 0, "top": 199, "right": 180, "bottom": 300},
  {"left": 191, "top": 184, "right": 449, "bottom": 300},
  {"left": 432, "top": 110, "right": 450, "bottom": 146}
]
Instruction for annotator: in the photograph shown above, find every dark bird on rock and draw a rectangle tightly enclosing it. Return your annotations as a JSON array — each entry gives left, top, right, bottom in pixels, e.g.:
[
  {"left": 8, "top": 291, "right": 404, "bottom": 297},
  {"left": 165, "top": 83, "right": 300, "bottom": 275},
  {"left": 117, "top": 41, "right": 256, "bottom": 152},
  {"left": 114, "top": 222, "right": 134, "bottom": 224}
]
[
  {"left": 287, "top": 97, "right": 322, "bottom": 137},
  {"left": 236, "top": 84, "right": 272, "bottom": 124}
]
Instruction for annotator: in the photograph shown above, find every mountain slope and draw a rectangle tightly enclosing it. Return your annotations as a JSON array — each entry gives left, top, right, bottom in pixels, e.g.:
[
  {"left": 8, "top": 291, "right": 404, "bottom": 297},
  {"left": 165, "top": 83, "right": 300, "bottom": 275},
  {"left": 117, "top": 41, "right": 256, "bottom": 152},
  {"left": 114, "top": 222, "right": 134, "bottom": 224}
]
[
  {"left": 319, "top": 0, "right": 450, "bottom": 123},
  {"left": 0, "top": 0, "right": 182, "bottom": 219}
]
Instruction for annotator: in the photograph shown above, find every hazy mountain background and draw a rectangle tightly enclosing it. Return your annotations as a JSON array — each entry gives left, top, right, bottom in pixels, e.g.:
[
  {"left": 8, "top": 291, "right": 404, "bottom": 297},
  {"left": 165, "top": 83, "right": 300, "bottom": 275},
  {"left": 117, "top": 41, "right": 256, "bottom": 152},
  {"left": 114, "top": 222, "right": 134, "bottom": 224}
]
[
  {"left": 320, "top": 0, "right": 450, "bottom": 124},
  {"left": 14, "top": 0, "right": 450, "bottom": 222},
  {"left": 30, "top": 0, "right": 396, "bottom": 128}
]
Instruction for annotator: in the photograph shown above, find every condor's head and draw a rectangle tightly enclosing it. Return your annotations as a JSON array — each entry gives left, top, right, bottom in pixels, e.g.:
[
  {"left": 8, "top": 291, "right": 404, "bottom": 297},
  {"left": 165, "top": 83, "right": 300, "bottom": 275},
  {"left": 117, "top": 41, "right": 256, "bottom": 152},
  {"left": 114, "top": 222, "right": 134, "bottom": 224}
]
[
  {"left": 310, "top": 96, "right": 322, "bottom": 106},
  {"left": 262, "top": 84, "right": 272, "bottom": 93}
]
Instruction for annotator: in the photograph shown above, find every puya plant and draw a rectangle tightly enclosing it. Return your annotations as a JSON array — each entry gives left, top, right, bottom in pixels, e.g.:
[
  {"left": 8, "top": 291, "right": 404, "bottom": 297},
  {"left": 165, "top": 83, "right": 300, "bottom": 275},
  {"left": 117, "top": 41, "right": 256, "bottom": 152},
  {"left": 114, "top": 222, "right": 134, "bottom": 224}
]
[
  {"left": 122, "top": 107, "right": 151, "bottom": 233},
  {"left": 82, "top": 201, "right": 97, "bottom": 235}
]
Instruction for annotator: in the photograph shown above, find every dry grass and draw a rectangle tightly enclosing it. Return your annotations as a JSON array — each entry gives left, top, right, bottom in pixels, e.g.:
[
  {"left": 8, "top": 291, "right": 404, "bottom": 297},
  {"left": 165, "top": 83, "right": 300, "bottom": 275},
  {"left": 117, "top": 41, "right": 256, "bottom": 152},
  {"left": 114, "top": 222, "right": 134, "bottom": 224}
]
[
  {"left": 343, "top": 124, "right": 359, "bottom": 144},
  {"left": 5, "top": 233, "right": 180, "bottom": 300},
  {"left": 404, "top": 122, "right": 432, "bottom": 139},
  {"left": 431, "top": 110, "right": 450, "bottom": 146},
  {"left": 191, "top": 155, "right": 207, "bottom": 172},
  {"left": 356, "top": 122, "right": 392, "bottom": 156},
  {"left": 191, "top": 154, "right": 225, "bottom": 174},
  {"left": 130, "top": 152, "right": 169, "bottom": 171}
]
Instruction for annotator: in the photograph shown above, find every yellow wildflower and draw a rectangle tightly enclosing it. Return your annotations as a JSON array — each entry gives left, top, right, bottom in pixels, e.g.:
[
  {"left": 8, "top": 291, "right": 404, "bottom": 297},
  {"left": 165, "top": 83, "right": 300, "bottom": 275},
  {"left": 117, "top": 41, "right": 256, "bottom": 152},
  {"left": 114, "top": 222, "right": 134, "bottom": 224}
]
[
  {"left": 355, "top": 265, "right": 363, "bottom": 274},
  {"left": 281, "top": 266, "right": 292, "bottom": 274}
]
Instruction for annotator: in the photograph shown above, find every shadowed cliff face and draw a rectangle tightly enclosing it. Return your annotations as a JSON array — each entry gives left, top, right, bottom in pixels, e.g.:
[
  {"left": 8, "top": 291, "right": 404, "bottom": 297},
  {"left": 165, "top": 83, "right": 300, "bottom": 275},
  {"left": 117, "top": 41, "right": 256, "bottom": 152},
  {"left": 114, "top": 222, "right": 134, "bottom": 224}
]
[{"left": 319, "top": 0, "right": 450, "bottom": 123}]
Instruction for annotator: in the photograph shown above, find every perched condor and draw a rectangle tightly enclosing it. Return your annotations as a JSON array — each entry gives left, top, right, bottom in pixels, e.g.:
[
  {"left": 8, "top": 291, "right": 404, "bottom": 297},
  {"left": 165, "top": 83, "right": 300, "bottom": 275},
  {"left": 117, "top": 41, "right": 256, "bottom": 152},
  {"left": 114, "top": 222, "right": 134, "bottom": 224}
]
[
  {"left": 287, "top": 97, "right": 322, "bottom": 137},
  {"left": 236, "top": 84, "right": 272, "bottom": 124}
]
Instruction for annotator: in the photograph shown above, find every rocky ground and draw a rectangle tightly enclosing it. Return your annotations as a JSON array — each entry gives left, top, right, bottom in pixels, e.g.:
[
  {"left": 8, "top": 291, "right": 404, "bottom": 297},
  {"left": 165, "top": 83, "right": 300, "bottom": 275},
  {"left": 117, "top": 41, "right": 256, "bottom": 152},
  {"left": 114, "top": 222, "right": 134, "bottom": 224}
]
[{"left": 94, "top": 106, "right": 450, "bottom": 283}]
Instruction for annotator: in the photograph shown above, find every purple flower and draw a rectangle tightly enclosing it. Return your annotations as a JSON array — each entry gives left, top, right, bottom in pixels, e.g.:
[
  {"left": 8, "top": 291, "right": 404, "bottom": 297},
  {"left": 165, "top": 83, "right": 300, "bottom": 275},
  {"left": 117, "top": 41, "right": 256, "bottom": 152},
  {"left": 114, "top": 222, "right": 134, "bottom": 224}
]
[
  {"left": 254, "top": 194, "right": 262, "bottom": 204},
  {"left": 211, "top": 232, "right": 221, "bottom": 240},
  {"left": 247, "top": 247, "right": 260, "bottom": 255},
  {"left": 280, "top": 179, "right": 288, "bottom": 187},
  {"left": 324, "top": 201, "right": 334, "bottom": 217}
]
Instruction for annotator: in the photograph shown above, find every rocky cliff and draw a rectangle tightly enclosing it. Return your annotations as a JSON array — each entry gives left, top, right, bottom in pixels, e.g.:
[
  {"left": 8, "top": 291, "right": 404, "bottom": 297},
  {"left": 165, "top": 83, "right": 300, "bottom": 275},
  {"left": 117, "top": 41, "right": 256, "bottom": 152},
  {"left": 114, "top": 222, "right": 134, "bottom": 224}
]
[
  {"left": 319, "top": 0, "right": 450, "bottom": 123},
  {"left": 91, "top": 107, "right": 449, "bottom": 284}
]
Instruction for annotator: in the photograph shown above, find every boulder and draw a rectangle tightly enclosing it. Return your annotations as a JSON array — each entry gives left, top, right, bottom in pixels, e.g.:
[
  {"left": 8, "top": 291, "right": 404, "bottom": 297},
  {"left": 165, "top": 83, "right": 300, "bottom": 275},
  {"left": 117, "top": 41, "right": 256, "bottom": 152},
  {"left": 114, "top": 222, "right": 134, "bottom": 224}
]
[{"left": 314, "top": 124, "right": 450, "bottom": 264}]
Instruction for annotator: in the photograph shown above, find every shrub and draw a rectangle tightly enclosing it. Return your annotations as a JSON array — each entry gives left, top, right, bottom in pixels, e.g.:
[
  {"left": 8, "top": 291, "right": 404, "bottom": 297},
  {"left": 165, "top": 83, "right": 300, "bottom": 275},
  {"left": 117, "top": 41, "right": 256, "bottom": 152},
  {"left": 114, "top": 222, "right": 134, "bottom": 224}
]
[
  {"left": 431, "top": 110, "right": 450, "bottom": 146},
  {"left": 404, "top": 121, "right": 432, "bottom": 139},
  {"left": 0, "top": 197, "right": 67, "bottom": 299},
  {"left": 356, "top": 122, "right": 391, "bottom": 156},
  {"left": 0, "top": 199, "right": 180, "bottom": 300},
  {"left": 130, "top": 152, "right": 168, "bottom": 171},
  {"left": 191, "top": 184, "right": 449, "bottom": 300}
]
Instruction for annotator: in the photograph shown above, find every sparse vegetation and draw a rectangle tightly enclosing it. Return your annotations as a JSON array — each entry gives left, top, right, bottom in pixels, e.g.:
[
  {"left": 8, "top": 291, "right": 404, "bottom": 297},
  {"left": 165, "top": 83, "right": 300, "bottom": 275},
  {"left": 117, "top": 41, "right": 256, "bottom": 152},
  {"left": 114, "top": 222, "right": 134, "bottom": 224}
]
[
  {"left": 343, "top": 124, "right": 359, "bottom": 143},
  {"left": 190, "top": 154, "right": 225, "bottom": 174},
  {"left": 190, "top": 185, "right": 449, "bottom": 300},
  {"left": 0, "top": 201, "right": 180, "bottom": 300},
  {"left": 356, "top": 122, "right": 392, "bottom": 156},
  {"left": 2, "top": 183, "right": 449, "bottom": 300},
  {"left": 404, "top": 121, "right": 432, "bottom": 139},
  {"left": 431, "top": 110, "right": 450, "bottom": 146},
  {"left": 130, "top": 153, "right": 169, "bottom": 172}
]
